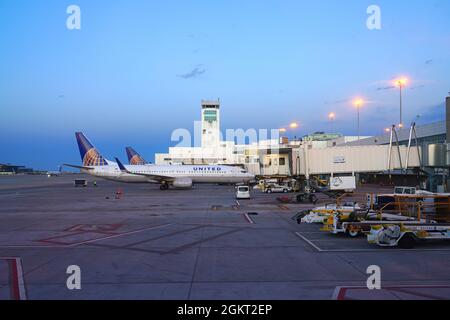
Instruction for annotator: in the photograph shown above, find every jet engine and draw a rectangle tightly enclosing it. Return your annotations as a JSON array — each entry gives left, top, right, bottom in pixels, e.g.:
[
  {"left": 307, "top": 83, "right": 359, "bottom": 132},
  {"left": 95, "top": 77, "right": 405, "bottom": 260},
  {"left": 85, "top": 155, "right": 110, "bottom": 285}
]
[{"left": 172, "top": 178, "right": 193, "bottom": 189}]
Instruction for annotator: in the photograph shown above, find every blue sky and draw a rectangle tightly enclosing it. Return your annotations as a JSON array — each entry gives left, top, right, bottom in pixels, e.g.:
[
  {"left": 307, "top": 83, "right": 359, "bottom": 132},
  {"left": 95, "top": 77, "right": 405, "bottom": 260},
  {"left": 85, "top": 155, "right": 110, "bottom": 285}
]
[{"left": 1, "top": 0, "right": 449, "bottom": 170}]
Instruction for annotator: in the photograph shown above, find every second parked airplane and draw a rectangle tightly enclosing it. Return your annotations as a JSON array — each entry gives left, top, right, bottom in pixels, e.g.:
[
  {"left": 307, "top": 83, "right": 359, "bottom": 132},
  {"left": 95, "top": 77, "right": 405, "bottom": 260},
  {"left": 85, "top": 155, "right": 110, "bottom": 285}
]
[
  {"left": 65, "top": 132, "right": 254, "bottom": 190},
  {"left": 126, "top": 146, "right": 149, "bottom": 165}
]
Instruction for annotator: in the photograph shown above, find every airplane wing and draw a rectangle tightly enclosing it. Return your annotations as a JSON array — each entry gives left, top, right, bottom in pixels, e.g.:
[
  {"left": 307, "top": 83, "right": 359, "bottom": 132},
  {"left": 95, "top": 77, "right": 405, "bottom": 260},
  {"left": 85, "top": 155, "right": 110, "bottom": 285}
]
[
  {"left": 115, "top": 158, "right": 175, "bottom": 182},
  {"left": 63, "top": 164, "right": 94, "bottom": 171}
]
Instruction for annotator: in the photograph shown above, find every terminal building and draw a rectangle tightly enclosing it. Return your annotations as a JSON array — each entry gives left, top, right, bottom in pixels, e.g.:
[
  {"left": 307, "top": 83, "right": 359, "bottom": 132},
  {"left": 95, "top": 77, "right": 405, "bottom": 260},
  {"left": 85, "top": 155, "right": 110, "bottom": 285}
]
[
  {"left": 155, "top": 96, "right": 450, "bottom": 191},
  {"left": 155, "top": 99, "right": 289, "bottom": 175}
]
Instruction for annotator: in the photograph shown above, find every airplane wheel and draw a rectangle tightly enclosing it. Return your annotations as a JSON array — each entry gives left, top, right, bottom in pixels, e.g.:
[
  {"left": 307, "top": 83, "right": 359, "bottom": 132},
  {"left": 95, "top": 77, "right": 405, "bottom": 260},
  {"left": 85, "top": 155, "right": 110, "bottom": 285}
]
[
  {"left": 398, "top": 234, "right": 416, "bottom": 249},
  {"left": 160, "top": 185, "right": 165, "bottom": 190},
  {"left": 346, "top": 228, "right": 360, "bottom": 238}
]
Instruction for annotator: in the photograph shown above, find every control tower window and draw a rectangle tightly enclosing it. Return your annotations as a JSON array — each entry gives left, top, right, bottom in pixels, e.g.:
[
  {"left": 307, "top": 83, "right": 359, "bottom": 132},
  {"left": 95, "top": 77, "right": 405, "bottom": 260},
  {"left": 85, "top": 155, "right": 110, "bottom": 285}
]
[{"left": 203, "top": 110, "right": 217, "bottom": 122}]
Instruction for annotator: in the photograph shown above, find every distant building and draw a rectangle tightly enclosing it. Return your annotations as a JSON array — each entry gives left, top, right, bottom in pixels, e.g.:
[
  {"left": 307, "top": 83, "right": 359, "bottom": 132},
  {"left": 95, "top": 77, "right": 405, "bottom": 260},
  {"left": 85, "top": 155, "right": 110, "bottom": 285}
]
[
  {"left": 344, "top": 121, "right": 446, "bottom": 147},
  {"left": 327, "top": 136, "right": 370, "bottom": 147},
  {"left": 303, "top": 132, "right": 342, "bottom": 142},
  {"left": 0, "top": 163, "right": 34, "bottom": 174}
]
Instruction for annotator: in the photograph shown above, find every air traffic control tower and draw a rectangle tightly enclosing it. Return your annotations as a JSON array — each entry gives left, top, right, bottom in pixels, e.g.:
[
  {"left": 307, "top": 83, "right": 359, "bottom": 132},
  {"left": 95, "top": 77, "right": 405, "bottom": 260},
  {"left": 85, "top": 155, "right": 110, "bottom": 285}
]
[
  {"left": 446, "top": 94, "right": 450, "bottom": 144},
  {"left": 201, "top": 100, "right": 221, "bottom": 148}
]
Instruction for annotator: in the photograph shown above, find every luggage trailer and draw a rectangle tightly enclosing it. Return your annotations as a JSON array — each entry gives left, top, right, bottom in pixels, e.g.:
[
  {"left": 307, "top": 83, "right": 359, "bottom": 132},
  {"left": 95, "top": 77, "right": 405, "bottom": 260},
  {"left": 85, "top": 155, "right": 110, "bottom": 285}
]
[
  {"left": 323, "top": 194, "right": 450, "bottom": 239},
  {"left": 341, "top": 197, "right": 450, "bottom": 248},
  {"left": 342, "top": 221, "right": 450, "bottom": 249}
]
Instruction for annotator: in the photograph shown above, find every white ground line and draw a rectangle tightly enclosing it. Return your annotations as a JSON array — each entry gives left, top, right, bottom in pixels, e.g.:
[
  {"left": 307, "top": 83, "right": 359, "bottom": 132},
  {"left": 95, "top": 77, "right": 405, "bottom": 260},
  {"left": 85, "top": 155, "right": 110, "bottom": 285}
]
[
  {"left": 244, "top": 213, "right": 255, "bottom": 224},
  {"left": 297, "top": 232, "right": 326, "bottom": 234},
  {"left": 295, "top": 232, "right": 323, "bottom": 252},
  {"left": 295, "top": 232, "right": 450, "bottom": 253},
  {"left": 235, "top": 200, "right": 240, "bottom": 207},
  {"left": 15, "top": 257, "right": 27, "bottom": 300},
  {"left": 0, "top": 257, "right": 27, "bottom": 300}
]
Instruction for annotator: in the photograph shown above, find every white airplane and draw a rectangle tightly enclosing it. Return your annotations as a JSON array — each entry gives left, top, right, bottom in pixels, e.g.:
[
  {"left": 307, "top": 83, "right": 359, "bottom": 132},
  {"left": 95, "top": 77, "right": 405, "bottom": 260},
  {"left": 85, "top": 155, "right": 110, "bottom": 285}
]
[{"left": 64, "top": 132, "right": 254, "bottom": 190}]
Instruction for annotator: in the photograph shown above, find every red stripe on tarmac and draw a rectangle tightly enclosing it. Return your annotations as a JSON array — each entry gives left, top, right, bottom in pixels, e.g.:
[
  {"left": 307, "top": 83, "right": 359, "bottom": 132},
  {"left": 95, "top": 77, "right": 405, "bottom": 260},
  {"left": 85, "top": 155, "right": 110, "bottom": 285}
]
[
  {"left": 9, "top": 259, "right": 20, "bottom": 300},
  {"left": 336, "top": 287, "right": 348, "bottom": 300}
]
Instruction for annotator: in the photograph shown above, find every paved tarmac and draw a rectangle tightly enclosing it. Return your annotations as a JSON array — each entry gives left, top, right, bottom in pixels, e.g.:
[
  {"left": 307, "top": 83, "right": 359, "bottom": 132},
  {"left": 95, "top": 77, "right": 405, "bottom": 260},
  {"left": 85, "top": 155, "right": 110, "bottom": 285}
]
[{"left": 1, "top": 174, "right": 450, "bottom": 300}]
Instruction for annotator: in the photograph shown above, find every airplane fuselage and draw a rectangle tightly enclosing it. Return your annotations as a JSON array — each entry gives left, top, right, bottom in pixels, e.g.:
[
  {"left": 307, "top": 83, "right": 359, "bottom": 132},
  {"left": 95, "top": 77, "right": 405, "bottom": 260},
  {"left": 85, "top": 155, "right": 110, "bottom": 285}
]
[{"left": 82, "top": 163, "right": 254, "bottom": 185}]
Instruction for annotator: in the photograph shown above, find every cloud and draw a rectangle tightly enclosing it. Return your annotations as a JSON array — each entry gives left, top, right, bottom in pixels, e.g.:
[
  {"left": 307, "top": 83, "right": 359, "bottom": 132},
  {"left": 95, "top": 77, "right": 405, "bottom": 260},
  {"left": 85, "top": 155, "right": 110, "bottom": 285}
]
[
  {"left": 376, "top": 85, "right": 396, "bottom": 91},
  {"left": 177, "top": 65, "right": 206, "bottom": 79},
  {"left": 409, "top": 84, "right": 426, "bottom": 90},
  {"left": 324, "top": 99, "right": 348, "bottom": 105}
]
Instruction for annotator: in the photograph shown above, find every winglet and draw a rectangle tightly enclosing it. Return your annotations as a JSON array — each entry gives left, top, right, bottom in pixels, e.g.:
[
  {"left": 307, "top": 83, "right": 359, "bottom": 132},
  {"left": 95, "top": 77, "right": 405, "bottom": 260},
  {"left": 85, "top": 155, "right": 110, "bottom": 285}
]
[{"left": 115, "top": 157, "right": 127, "bottom": 172}]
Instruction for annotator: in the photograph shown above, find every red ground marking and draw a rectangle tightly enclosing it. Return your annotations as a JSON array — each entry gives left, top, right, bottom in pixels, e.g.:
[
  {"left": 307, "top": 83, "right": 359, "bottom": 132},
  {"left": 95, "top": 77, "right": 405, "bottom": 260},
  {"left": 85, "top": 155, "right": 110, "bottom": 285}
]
[
  {"left": 9, "top": 258, "right": 20, "bottom": 300},
  {"left": 36, "top": 230, "right": 119, "bottom": 246},
  {"left": 336, "top": 287, "right": 348, "bottom": 300},
  {"left": 333, "top": 285, "right": 450, "bottom": 300},
  {"left": 1, "top": 257, "right": 26, "bottom": 300},
  {"left": 64, "top": 224, "right": 123, "bottom": 232}
]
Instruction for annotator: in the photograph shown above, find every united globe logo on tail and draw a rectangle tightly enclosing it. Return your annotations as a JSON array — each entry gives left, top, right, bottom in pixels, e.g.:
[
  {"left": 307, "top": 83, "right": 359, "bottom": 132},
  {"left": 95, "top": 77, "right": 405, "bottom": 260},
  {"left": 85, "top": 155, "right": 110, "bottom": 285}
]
[
  {"left": 75, "top": 132, "right": 108, "bottom": 166},
  {"left": 126, "top": 147, "right": 147, "bottom": 165},
  {"left": 130, "top": 155, "right": 146, "bottom": 165},
  {"left": 83, "top": 148, "right": 107, "bottom": 166}
]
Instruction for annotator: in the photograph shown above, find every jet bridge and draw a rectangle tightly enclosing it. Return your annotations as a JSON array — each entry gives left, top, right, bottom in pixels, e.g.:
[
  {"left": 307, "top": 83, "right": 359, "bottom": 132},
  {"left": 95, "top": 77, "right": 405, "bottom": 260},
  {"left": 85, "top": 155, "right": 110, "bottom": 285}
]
[{"left": 298, "top": 124, "right": 422, "bottom": 177}]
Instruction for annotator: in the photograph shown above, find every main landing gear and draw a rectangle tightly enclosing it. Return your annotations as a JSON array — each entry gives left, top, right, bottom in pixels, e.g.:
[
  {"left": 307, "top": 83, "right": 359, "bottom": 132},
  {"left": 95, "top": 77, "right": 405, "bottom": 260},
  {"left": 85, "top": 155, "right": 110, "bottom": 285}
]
[{"left": 160, "top": 183, "right": 169, "bottom": 190}]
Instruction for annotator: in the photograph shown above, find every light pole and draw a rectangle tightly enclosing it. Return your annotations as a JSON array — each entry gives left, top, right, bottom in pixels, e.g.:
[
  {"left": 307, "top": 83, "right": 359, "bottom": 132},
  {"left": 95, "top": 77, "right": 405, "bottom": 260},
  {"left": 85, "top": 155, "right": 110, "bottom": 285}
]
[
  {"left": 278, "top": 123, "right": 298, "bottom": 141},
  {"left": 328, "top": 112, "right": 336, "bottom": 133},
  {"left": 354, "top": 99, "right": 364, "bottom": 143},
  {"left": 289, "top": 122, "right": 298, "bottom": 140},
  {"left": 395, "top": 77, "right": 408, "bottom": 128}
]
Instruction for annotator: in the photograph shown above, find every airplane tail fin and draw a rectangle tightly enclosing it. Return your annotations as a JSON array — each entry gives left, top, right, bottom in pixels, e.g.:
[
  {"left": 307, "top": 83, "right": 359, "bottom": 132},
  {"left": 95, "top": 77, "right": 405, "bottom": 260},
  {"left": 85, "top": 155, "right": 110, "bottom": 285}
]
[
  {"left": 126, "top": 147, "right": 147, "bottom": 165},
  {"left": 75, "top": 132, "right": 108, "bottom": 166}
]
